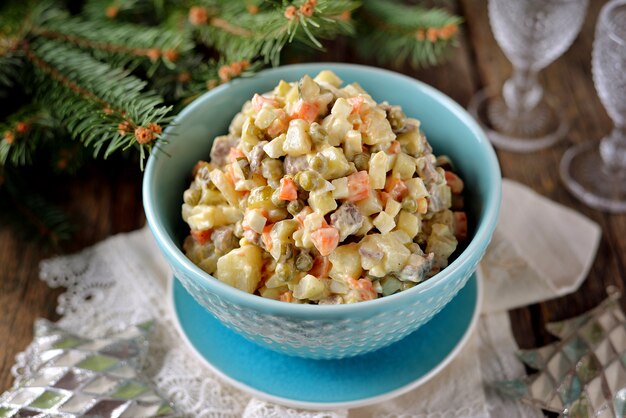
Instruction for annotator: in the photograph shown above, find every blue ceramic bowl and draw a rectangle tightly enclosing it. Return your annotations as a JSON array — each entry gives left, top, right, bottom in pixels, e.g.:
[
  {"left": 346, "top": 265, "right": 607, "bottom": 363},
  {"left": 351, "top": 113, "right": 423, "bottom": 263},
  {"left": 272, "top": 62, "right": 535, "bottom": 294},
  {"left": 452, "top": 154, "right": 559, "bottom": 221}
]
[{"left": 144, "top": 63, "right": 501, "bottom": 359}]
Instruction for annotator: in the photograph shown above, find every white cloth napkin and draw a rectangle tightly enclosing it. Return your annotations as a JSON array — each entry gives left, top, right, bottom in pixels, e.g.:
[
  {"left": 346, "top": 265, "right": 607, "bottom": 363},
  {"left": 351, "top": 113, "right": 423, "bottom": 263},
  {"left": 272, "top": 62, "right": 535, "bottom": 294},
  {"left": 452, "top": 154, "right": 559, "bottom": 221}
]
[{"left": 19, "top": 179, "right": 600, "bottom": 417}]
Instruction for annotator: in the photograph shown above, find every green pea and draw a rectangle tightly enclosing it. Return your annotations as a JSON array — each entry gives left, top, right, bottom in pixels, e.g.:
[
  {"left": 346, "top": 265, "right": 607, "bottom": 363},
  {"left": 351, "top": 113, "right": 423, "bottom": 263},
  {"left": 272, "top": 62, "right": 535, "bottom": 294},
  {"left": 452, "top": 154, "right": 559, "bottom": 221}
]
[
  {"left": 387, "top": 106, "right": 406, "bottom": 131},
  {"left": 271, "top": 189, "right": 287, "bottom": 207},
  {"left": 354, "top": 153, "right": 370, "bottom": 171},
  {"left": 280, "top": 243, "right": 294, "bottom": 262},
  {"left": 247, "top": 186, "right": 273, "bottom": 209},
  {"left": 287, "top": 199, "right": 305, "bottom": 216},
  {"left": 275, "top": 261, "right": 294, "bottom": 280},
  {"left": 295, "top": 251, "right": 313, "bottom": 271},
  {"left": 310, "top": 154, "right": 327, "bottom": 174},
  {"left": 297, "top": 170, "right": 322, "bottom": 191},
  {"left": 401, "top": 196, "right": 417, "bottom": 213},
  {"left": 309, "top": 122, "right": 327, "bottom": 144}
]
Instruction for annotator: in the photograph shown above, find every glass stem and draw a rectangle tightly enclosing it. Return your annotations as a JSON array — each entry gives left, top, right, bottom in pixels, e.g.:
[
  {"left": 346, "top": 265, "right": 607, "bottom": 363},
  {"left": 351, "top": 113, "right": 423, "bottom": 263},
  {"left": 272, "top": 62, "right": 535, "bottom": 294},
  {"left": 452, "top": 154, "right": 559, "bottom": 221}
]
[
  {"left": 502, "top": 67, "right": 543, "bottom": 116},
  {"left": 600, "top": 124, "right": 626, "bottom": 173}
]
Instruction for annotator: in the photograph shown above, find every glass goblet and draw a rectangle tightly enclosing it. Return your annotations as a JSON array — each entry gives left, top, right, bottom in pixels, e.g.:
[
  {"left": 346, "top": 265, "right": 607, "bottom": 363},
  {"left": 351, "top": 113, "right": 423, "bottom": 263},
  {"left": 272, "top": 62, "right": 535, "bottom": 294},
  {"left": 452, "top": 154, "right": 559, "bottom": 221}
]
[
  {"left": 560, "top": 0, "right": 626, "bottom": 212},
  {"left": 469, "top": 0, "right": 589, "bottom": 152}
]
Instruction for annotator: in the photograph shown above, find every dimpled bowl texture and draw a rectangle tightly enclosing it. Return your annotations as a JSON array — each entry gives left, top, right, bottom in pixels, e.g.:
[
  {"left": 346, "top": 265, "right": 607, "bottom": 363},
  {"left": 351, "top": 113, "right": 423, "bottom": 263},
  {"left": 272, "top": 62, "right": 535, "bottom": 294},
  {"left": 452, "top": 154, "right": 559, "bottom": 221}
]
[{"left": 143, "top": 63, "right": 501, "bottom": 359}]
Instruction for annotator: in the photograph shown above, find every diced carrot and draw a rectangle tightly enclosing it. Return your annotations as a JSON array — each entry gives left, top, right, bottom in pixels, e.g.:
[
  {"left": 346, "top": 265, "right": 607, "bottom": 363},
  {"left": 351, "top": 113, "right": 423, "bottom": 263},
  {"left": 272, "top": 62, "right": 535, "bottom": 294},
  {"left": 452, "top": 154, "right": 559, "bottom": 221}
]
[
  {"left": 309, "top": 256, "right": 331, "bottom": 278},
  {"left": 348, "top": 95, "right": 365, "bottom": 115},
  {"left": 280, "top": 291, "right": 293, "bottom": 303},
  {"left": 228, "top": 147, "right": 244, "bottom": 163},
  {"left": 261, "top": 224, "right": 274, "bottom": 252},
  {"left": 388, "top": 140, "right": 401, "bottom": 154},
  {"left": 267, "top": 109, "right": 289, "bottom": 137},
  {"left": 346, "top": 171, "right": 370, "bottom": 202},
  {"left": 384, "top": 177, "right": 408, "bottom": 201},
  {"left": 417, "top": 197, "right": 428, "bottom": 214},
  {"left": 445, "top": 171, "right": 464, "bottom": 194},
  {"left": 278, "top": 177, "right": 298, "bottom": 201},
  {"left": 191, "top": 229, "right": 212, "bottom": 245},
  {"left": 379, "top": 191, "right": 390, "bottom": 206},
  {"left": 290, "top": 99, "right": 319, "bottom": 123},
  {"left": 294, "top": 206, "right": 313, "bottom": 226},
  {"left": 310, "top": 227, "right": 339, "bottom": 257},
  {"left": 453, "top": 211, "right": 468, "bottom": 241},
  {"left": 252, "top": 93, "right": 280, "bottom": 111},
  {"left": 348, "top": 277, "right": 377, "bottom": 301}
]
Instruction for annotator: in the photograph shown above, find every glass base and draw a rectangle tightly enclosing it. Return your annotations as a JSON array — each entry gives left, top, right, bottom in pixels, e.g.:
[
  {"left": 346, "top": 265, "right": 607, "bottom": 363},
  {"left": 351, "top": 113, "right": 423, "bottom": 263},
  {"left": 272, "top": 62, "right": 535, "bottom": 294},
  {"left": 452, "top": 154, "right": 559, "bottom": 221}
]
[
  {"left": 560, "top": 141, "right": 626, "bottom": 213},
  {"left": 468, "top": 89, "right": 569, "bottom": 153}
]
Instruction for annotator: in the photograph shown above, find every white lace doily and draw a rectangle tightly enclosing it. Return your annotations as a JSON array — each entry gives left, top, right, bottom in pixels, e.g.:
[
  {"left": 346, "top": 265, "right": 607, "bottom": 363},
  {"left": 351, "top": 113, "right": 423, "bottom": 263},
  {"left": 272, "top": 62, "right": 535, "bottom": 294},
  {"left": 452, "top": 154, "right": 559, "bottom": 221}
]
[{"left": 11, "top": 179, "right": 600, "bottom": 417}]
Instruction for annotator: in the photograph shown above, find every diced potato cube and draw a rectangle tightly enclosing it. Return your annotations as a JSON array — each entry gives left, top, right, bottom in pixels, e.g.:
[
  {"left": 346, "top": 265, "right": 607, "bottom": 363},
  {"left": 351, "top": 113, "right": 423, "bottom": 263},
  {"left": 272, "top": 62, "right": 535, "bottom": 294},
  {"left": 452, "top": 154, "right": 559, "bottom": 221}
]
[
  {"left": 384, "top": 199, "right": 402, "bottom": 217},
  {"left": 241, "top": 117, "right": 260, "bottom": 154},
  {"left": 254, "top": 106, "right": 277, "bottom": 129},
  {"left": 314, "top": 70, "right": 343, "bottom": 87},
  {"left": 285, "top": 83, "right": 300, "bottom": 104},
  {"left": 397, "top": 210, "right": 420, "bottom": 238},
  {"left": 331, "top": 98, "right": 352, "bottom": 119},
  {"left": 359, "top": 235, "right": 384, "bottom": 270},
  {"left": 329, "top": 243, "right": 363, "bottom": 281},
  {"left": 186, "top": 205, "right": 242, "bottom": 230},
  {"left": 320, "top": 146, "right": 351, "bottom": 179},
  {"left": 330, "top": 279, "right": 349, "bottom": 294},
  {"left": 209, "top": 169, "right": 239, "bottom": 206},
  {"left": 293, "top": 274, "right": 329, "bottom": 300},
  {"left": 263, "top": 134, "right": 286, "bottom": 158},
  {"left": 259, "top": 285, "right": 288, "bottom": 300},
  {"left": 216, "top": 245, "right": 263, "bottom": 294},
  {"left": 369, "top": 152, "right": 388, "bottom": 189},
  {"left": 405, "top": 177, "right": 428, "bottom": 199},
  {"left": 283, "top": 119, "right": 312, "bottom": 156},
  {"left": 322, "top": 115, "right": 352, "bottom": 146},
  {"left": 376, "top": 236, "right": 410, "bottom": 275},
  {"left": 426, "top": 224, "right": 458, "bottom": 268},
  {"left": 389, "top": 230, "right": 411, "bottom": 244},
  {"left": 362, "top": 108, "right": 395, "bottom": 145},
  {"left": 331, "top": 177, "right": 349, "bottom": 200},
  {"left": 243, "top": 209, "right": 266, "bottom": 234},
  {"left": 344, "top": 130, "right": 362, "bottom": 159},
  {"left": 342, "top": 82, "right": 367, "bottom": 96},
  {"left": 308, "top": 190, "right": 337, "bottom": 215},
  {"left": 356, "top": 191, "right": 382, "bottom": 216},
  {"left": 273, "top": 80, "right": 292, "bottom": 97},
  {"left": 373, "top": 211, "right": 395, "bottom": 234},
  {"left": 397, "top": 129, "right": 424, "bottom": 157},
  {"left": 299, "top": 75, "right": 321, "bottom": 101},
  {"left": 354, "top": 216, "right": 372, "bottom": 236},
  {"left": 393, "top": 153, "right": 416, "bottom": 180}
]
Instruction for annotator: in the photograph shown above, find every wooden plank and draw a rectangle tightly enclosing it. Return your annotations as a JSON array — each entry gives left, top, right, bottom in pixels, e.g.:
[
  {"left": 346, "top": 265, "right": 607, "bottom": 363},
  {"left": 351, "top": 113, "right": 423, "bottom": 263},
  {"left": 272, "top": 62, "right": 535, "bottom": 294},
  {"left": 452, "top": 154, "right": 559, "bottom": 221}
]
[
  {"left": 460, "top": 0, "right": 625, "bottom": 348},
  {"left": 0, "top": 161, "right": 144, "bottom": 390}
]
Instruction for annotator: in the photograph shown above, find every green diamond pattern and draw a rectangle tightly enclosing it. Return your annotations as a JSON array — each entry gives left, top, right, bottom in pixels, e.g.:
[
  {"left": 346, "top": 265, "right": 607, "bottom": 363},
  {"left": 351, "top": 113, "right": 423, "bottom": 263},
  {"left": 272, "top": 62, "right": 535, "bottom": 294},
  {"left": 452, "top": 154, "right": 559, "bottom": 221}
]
[
  {"left": 498, "top": 294, "right": 626, "bottom": 417},
  {"left": 563, "top": 336, "right": 588, "bottom": 364},
  {"left": 77, "top": 354, "right": 119, "bottom": 372},
  {"left": 28, "top": 390, "right": 67, "bottom": 409},
  {"left": 576, "top": 354, "right": 602, "bottom": 384},
  {"left": 111, "top": 381, "right": 149, "bottom": 400},
  {"left": 0, "top": 320, "right": 175, "bottom": 417},
  {"left": 53, "top": 337, "right": 84, "bottom": 350},
  {"left": 0, "top": 406, "right": 15, "bottom": 418}
]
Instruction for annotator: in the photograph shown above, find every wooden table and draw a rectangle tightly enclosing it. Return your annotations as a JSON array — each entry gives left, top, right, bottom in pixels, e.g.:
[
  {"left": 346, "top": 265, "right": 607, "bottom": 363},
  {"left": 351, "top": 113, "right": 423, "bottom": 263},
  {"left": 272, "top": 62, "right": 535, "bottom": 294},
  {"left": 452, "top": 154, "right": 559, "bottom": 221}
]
[{"left": 1, "top": 0, "right": 622, "bottom": 408}]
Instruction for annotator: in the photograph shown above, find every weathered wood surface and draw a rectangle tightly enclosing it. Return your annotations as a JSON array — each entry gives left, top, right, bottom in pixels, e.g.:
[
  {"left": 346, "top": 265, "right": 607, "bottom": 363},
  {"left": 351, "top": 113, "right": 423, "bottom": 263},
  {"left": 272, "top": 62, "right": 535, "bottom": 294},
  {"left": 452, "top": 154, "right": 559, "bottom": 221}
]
[{"left": 1, "top": 2, "right": 622, "bottom": 409}]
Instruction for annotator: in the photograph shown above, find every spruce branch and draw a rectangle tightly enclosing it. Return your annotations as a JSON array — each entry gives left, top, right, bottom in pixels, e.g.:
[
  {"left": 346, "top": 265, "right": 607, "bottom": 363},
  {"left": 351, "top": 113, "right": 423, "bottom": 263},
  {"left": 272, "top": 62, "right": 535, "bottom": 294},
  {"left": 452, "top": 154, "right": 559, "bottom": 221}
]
[
  {"left": 0, "top": 105, "right": 56, "bottom": 167},
  {"left": 30, "top": 8, "right": 193, "bottom": 71},
  {"left": 24, "top": 39, "right": 172, "bottom": 167},
  {"left": 356, "top": 0, "right": 461, "bottom": 68},
  {"left": 188, "top": 0, "right": 357, "bottom": 65}
]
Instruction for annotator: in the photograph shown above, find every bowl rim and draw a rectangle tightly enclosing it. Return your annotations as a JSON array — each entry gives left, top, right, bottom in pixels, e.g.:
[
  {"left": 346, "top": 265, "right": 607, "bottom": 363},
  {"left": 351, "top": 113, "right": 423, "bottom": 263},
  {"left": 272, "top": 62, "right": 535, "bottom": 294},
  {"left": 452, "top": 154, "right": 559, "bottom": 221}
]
[{"left": 143, "top": 62, "right": 502, "bottom": 315}]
